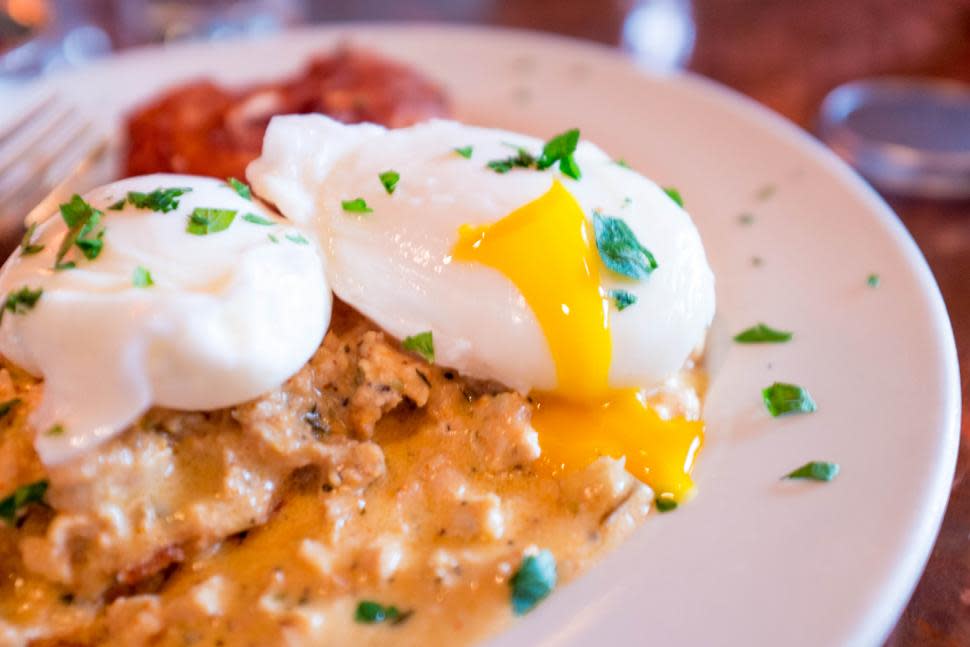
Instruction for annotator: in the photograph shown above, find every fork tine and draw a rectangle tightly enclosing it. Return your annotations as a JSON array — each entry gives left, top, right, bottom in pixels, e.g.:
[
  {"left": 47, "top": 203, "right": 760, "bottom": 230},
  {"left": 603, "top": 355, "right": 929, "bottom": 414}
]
[
  {"left": 0, "top": 119, "right": 92, "bottom": 212},
  {"left": 0, "top": 102, "right": 73, "bottom": 180},
  {"left": 23, "top": 136, "right": 111, "bottom": 227},
  {"left": 0, "top": 93, "right": 57, "bottom": 149},
  {"left": 0, "top": 128, "right": 109, "bottom": 259}
]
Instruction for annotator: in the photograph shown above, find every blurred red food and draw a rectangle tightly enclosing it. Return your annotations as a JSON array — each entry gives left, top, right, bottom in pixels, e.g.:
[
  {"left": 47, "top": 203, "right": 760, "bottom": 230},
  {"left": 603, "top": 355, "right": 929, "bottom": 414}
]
[{"left": 124, "top": 48, "right": 450, "bottom": 179}]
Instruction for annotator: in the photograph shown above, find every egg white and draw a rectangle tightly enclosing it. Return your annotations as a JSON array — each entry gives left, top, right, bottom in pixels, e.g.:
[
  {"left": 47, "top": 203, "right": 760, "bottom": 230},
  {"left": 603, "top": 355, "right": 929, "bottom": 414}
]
[
  {"left": 0, "top": 174, "right": 329, "bottom": 464},
  {"left": 249, "top": 116, "right": 715, "bottom": 394}
]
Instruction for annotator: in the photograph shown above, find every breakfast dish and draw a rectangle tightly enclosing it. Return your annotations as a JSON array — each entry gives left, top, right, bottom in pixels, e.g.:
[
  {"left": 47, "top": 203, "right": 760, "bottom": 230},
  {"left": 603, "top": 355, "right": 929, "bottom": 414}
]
[
  {"left": 0, "top": 25, "right": 960, "bottom": 647},
  {"left": 0, "top": 47, "right": 714, "bottom": 644}
]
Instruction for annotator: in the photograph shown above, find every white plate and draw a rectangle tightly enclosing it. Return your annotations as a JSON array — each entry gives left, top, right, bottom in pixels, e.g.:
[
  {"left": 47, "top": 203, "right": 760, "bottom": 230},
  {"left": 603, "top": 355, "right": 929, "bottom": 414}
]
[{"left": 3, "top": 24, "right": 961, "bottom": 647}]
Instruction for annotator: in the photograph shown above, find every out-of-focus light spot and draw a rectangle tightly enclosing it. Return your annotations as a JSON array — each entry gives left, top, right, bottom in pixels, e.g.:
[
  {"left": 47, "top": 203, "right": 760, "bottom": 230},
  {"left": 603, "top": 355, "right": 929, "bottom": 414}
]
[{"left": 622, "top": 0, "right": 696, "bottom": 72}]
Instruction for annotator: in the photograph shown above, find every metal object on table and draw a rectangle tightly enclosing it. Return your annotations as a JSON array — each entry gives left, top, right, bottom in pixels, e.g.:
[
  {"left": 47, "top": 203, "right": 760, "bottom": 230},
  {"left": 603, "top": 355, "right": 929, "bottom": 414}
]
[
  {"left": 0, "top": 94, "right": 110, "bottom": 256},
  {"left": 818, "top": 77, "right": 970, "bottom": 200}
]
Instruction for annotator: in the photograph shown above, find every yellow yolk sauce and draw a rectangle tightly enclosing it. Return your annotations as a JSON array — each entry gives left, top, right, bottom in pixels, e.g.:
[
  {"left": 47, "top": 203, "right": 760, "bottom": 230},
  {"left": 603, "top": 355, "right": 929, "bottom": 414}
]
[{"left": 453, "top": 180, "right": 703, "bottom": 501}]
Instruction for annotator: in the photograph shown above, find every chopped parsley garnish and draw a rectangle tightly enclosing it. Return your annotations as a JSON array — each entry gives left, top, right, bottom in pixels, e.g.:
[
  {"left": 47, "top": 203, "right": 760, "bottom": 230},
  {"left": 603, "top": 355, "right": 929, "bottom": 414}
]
[
  {"left": 56, "top": 194, "right": 105, "bottom": 267},
  {"left": 734, "top": 323, "right": 793, "bottom": 343},
  {"left": 285, "top": 232, "right": 309, "bottom": 245},
  {"left": 486, "top": 129, "right": 583, "bottom": 179},
  {"left": 1, "top": 286, "right": 42, "bottom": 324},
  {"left": 785, "top": 461, "right": 840, "bottom": 482},
  {"left": 242, "top": 213, "right": 276, "bottom": 226},
  {"left": 0, "top": 480, "right": 48, "bottom": 524},
  {"left": 536, "top": 128, "right": 581, "bottom": 180},
  {"left": 762, "top": 382, "right": 817, "bottom": 417},
  {"left": 268, "top": 234, "right": 279, "bottom": 243},
  {"left": 608, "top": 288, "right": 637, "bottom": 311},
  {"left": 46, "top": 424, "right": 64, "bottom": 436},
  {"left": 402, "top": 331, "right": 434, "bottom": 363},
  {"left": 487, "top": 147, "right": 536, "bottom": 174},
  {"left": 107, "top": 199, "right": 126, "bottom": 211},
  {"left": 738, "top": 212, "right": 755, "bottom": 225},
  {"left": 614, "top": 159, "right": 631, "bottom": 169},
  {"left": 342, "top": 198, "right": 373, "bottom": 214},
  {"left": 379, "top": 170, "right": 400, "bottom": 194},
  {"left": 355, "top": 600, "right": 409, "bottom": 624},
  {"left": 454, "top": 146, "right": 473, "bottom": 159},
  {"left": 0, "top": 398, "right": 20, "bottom": 419},
  {"left": 227, "top": 177, "right": 251, "bottom": 200},
  {"left": 510, "top": 550, "right": 557, "bottom": 615},
  {"left": 593, "top": 212, "right": 657, "bottom": 279},
  {"left": 54, "top": 261, "right": 76, "bottom": 271},
  {"left": 663, "top": 187, "right": 684, "bottom": 207},
  {"left": 186, "top": 208, "right": 236, "bottom": 235},
  {"left": 655, "top": 495, "right": 678, "bottom": 512},
  {"left": 132, "top": 266, "right": 154, "bottom": 288},
  {"left": 127, "top": 187, "right": 191, "bottom": 213},
  {"left": 867, "top": 273, "right": 880, "bottom": 288},
  {"left": 559, "top": 154, "right": 581, "bottom": 180},
  {"left": 20, "top": 223, "right": 44, "bottom": 256}
]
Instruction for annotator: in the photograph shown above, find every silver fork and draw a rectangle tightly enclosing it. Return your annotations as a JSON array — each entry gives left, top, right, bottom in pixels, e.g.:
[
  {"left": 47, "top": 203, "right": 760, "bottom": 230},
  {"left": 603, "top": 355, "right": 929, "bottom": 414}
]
[{"left": 0, "top": 95, "right": 111, "bottom": 255}]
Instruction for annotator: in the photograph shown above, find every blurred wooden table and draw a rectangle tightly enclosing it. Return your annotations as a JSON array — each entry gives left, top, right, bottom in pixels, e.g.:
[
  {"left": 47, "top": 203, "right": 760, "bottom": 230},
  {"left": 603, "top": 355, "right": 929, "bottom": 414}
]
[{"left": 21, "top": 0, "right": 970, "bottom": 644}]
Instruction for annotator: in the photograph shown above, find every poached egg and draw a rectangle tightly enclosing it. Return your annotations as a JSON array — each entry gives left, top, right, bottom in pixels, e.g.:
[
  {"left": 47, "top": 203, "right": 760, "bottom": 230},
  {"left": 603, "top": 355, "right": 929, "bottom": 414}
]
[
  {"left": 249, "top": 116, "right": 715, "bottom": 499},
  {"left": 0, "top": 174, "right": 328, "bottom": 464}
]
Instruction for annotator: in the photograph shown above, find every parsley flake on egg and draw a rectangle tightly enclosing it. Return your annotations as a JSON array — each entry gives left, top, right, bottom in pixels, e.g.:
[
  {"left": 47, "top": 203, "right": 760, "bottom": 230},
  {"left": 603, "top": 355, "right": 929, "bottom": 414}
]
[
  {"left": 285, "top": 232, "right": 309, "bottom": 245},
  {"left": 342, "top": 198, "right": 373, "bottom": 214},
  {"left": 402, "top": 331, "right": 434, "bottom": 363},
  {"left": 127, "top": 187, "right": 191, "bottom": 213},
  {"left": 663, "top": 186, "right": 684, "bottom": 207},
  {"left": 536, "top": 128, "right": 582, "bottom": 180},
  {"left": 227, "top": 177, "right": 251, "bottom": 200},
  {"left": 132, "top": 266, "right": 154, "bottom": 288},
  {"left": 485, "top": 129, "right": 582, "bottom": 180},
  {"left": 19, "top": 223, "right": 44, "bottom": 256},
  {"left": 0, "top": 480, "right": 48, "bottom": 524},
  {"left": 56, "top": 194, "right": 105, "bottom": 267},
  {"left": 867, "top": 273, "right": 880, "bottom": 288},
  {"left": 486, "top": 147, "right": 536, "bottom": 174},
  {"left": 453, "top": 145, "right": 473, "bottom": 159},
  {"left": 608, "top": 288, "right": 638, "bottom": 311},
  {"left": 510, "top": 550, "right": 557, "bottom": 615},
  {"left": 593, "top": 211, "right": 658, "bottom": 279},
  {"left": 186, "top": 208, "right": 236, "bottom": 236},
  {"left": 734, "top": 323, "right": 793, "bottom": 343},
  {"left": 0, "top": 286, "right": 42, "bottom": 324},
  {"left": 243, "top": 213, "right": 276, "bottom": 226},
  {"left": 379, "top": 170, "right": 400, "bottom": 194},
  {"left": 762, "top": 382, "right": 817, "bottom": 417}
]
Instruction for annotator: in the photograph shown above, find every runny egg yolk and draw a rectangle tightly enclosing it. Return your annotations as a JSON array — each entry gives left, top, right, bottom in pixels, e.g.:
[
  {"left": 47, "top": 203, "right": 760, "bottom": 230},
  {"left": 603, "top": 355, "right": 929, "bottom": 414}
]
[{"left": 453, "top": 180, "right": 703, "bottom": 501}]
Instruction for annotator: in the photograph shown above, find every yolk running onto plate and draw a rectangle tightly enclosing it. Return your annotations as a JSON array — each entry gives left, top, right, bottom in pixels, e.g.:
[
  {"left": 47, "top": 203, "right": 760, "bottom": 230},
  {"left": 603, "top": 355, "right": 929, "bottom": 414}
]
[{"left": 453, "top": 180, "right": 703, "bottom": 501}]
